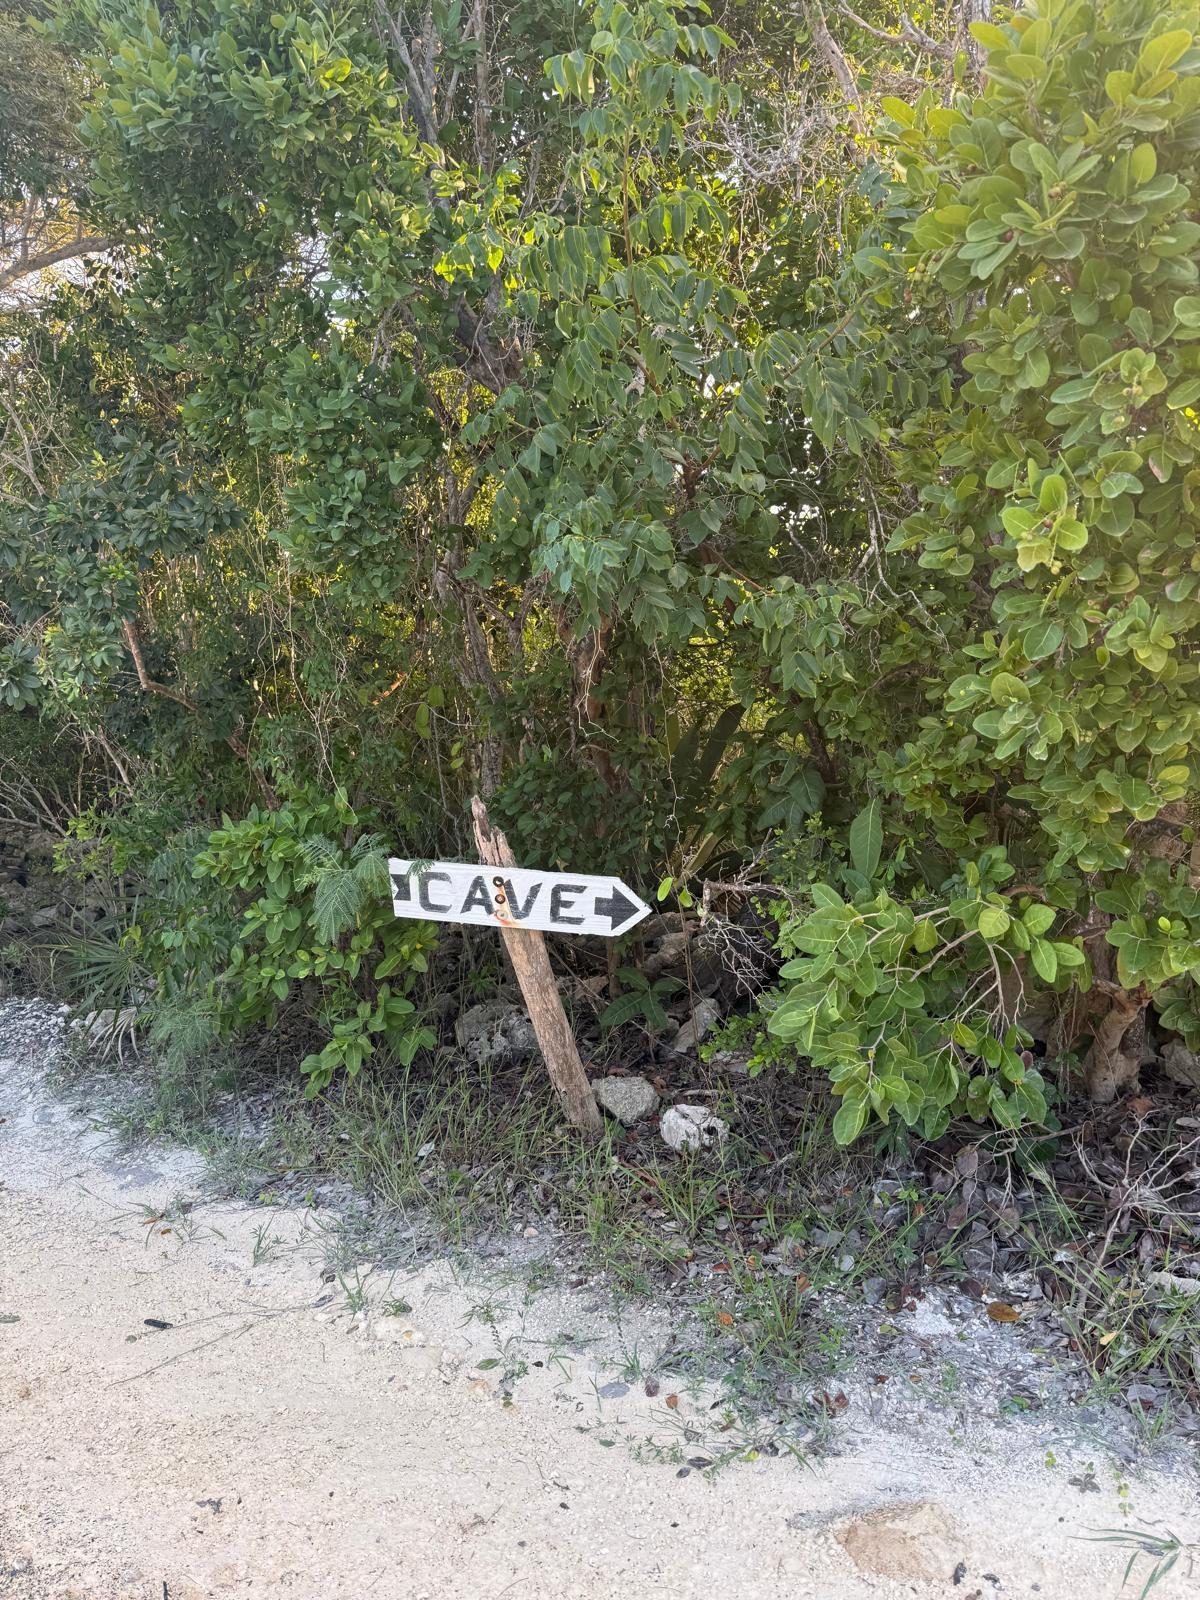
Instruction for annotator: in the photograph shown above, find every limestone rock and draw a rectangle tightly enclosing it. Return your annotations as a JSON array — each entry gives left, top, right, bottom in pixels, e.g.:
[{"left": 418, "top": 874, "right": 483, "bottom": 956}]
[
  {"left": 453, "top": 1001, "right": 537, "bottom": 1066},
  {"left": 592, "top": 1075, "right": 660, "bottom": 1125},
  {"left": 660, "top": 1103, "right": 728, "bottom": 1153}
]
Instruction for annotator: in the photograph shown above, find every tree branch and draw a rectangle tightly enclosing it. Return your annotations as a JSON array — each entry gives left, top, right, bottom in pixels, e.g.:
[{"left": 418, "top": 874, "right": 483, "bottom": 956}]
[
  {"left": 834, "top": 2, "right": 956, "bottom": 60},
  {"left": 0, "top": 233, "right": 114, "bottom": 296}
]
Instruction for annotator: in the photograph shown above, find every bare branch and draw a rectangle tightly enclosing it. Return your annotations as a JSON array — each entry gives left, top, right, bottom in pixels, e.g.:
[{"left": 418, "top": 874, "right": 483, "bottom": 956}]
[
  {"left": 0, "top": 230, "right": 114, "bottom": 296},
  {"left": 834, "top": 2, "right": 956, "bottom": 60}
]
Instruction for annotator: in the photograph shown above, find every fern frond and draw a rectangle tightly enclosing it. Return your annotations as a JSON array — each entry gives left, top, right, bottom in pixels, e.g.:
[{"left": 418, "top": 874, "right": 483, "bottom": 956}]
[
  {"left": 311, "top": 867, "right": 364, "bottom": 944},
  {"left": 353, "top": 846, "right": 391, "bottom": 897},
  {"left": 295, "top": 833, "right": 341, "bottom": 888}
]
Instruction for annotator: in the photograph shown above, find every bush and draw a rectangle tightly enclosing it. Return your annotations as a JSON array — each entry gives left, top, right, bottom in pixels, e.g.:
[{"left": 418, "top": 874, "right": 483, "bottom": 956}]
[{"left": 762, "top": 0, "right": 1200, "bottom": 1137}]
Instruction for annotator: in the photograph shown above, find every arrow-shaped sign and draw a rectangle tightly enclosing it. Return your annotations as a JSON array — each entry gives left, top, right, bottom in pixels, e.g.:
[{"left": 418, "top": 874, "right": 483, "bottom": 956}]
[{"left": 388, "top": 858, "right": 652, "bottom": 938}]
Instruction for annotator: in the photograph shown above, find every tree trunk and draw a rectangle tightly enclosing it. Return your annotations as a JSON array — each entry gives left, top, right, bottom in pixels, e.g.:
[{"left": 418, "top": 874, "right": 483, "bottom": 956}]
[
  {"left": 1082, "top": 987, "right": 1146, "bottom": 1103},
  {"left": 1081, "top": 910, "right": 1147, "bottom": 1102}
]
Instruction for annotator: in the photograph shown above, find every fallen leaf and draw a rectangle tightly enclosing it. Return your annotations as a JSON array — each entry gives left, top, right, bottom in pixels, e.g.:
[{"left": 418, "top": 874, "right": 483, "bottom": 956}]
[
  {"left": 1098, "top": 1330, "right": 1119, "bottom": 1346},
  {"left": 1128, "top": 1097, "right": 1154, "bottom": 1119},
  {"left": 986, "top": 1301, "right": 1020, "bottom": 1323},
  {"left": 665, "top": 1393, "right": 679, "bottom": 1410},
  {"left": 716, "top": 1310, "right": 735, "bottom": 1328},
  {"left": 955, "top": 1147, "right": 979, "bottom": 1179},
  {"left": 813, "top": 1390, "right": 849, "bottom": 1415}
]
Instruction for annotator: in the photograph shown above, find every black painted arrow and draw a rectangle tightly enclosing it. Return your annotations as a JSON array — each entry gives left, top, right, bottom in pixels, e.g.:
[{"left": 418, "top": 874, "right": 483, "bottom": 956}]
[{"left": 594, "top": 884, "right": 640, "bottom": 931}]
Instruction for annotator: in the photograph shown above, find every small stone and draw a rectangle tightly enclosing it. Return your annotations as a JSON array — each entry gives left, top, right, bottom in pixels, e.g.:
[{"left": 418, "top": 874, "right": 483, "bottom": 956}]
[
  {"left": 660, "top": 1103, "right": 729, "bottom": 1153},
  {"left": 592, "top": 1075, "right": 661, "bottom": 1125},
  {"left": 374, "top": 1322, "right": 427, "bottom": 1346},
  {"left": 1148, "top": 1271, "right": 1200, "bottom": 1297},
  {"left": 454, "top": 1001, "right": 538, "bottom": 1067}
]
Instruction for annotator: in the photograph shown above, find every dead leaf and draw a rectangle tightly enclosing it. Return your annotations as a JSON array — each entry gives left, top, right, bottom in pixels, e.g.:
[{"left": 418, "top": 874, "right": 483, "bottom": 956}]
[
  {"left": 665, "top": 1393, "right": 679, "bottom": 1409},
  {"left": 1128, "top": 1096, "right": 1154, "bottom": 1120},
  {"left": 955, "top": 1147, "right": 979, "bottom": 1179},
  {"left": 813, "top": 1390, "right": 849, "bottom": 1415},
  {"left": 986, "top": 1301, "right": 1020, "bottom": 1323},
  {"left": 716, "top": 1310, "right": 734, "bottom": 1328}
]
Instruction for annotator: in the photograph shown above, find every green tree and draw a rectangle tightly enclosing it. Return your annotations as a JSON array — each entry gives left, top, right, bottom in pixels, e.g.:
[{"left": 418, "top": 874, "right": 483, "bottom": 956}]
[{"left": 768, "top": 0, "right": 1200, "bottom": 1135}]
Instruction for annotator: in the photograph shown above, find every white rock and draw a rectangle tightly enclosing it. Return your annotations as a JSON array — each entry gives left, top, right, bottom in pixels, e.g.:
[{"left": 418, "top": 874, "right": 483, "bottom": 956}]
[
  {"left": 660, "top": 1103, "right": 729, "bottom": 1153},
  {"left": 1148, "top": 1270, "right": 1200, "bottom": 1297}
]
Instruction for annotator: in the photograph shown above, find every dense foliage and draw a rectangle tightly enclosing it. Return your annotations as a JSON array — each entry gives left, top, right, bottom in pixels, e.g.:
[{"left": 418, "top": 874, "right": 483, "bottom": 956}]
[{"left": 2, "top": 0, "right": 1198, "bottom": 1138}]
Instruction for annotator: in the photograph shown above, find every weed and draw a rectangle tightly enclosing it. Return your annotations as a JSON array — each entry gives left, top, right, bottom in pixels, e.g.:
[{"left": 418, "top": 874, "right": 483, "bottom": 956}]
[
  {"left": 337, "top": 1270, "right": 370, "bottom": 1317},
  {"left": 250, "top": 1223, "right": 284, "bottom": 1267},
  {"left": 1086, "top": 1525, "right": 1197, "bottom": 1598}
]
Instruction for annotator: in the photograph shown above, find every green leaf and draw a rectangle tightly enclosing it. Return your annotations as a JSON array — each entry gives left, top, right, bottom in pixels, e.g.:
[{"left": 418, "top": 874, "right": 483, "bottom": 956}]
[
  {"left": 1030, "top": 937, "right": 1058, "bottom": 983},
  {"left": 1022, "top": 903, "right": 1056, "bottom": 936},
  {"left": 969, "top": 21, "right": 1012, "bottom": 51},
  {"left": 849, "top": 797, "right": 883, "bottom": 880},
  {"left": 1023, "top": 619, "right": 1063, "bottom": 661},
  {"left": 1137, "top": 28, "right": 1192, "bottom": 78},
  {"left": 1052, "top": 942, "right": 1086, "bottom": 970},
  {"left": 832, "top": 1096, "right": 868, "bottom": 1145},
  {"left": 978, "top": 905, "right": 1012, "bottom": 941}
]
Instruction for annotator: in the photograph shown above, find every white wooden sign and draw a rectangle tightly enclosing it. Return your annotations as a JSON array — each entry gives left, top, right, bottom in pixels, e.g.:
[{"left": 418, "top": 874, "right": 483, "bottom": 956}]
[{"left": 388, "top": 858, "right": 651, "bottom": 937}]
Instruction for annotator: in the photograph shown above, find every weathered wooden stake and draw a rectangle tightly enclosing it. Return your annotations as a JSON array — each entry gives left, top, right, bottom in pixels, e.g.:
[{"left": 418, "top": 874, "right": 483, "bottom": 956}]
[{"left": 470, "top": 795, "right": 603, "bottom": 1135}]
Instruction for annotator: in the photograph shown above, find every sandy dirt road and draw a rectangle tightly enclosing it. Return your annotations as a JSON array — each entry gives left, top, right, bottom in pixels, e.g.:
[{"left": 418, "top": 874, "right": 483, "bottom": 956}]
[{"left": 1, "top": 1054, "right": 1198, "bottom": 1600}]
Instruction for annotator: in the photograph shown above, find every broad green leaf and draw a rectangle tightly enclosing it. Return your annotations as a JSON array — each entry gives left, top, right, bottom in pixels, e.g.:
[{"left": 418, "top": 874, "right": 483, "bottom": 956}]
[
  {"left": 1030, "top": 937, "right": 1058, "bottom": 983},
  {"left": 977, "top": 905, "right": 1012, "bottom": 940},
  {"left": 832, "top": 1096, "right": 868, "bottom": 1145},
  {"left": 849, "top": 797, "right": 883, "bottom": 880}
]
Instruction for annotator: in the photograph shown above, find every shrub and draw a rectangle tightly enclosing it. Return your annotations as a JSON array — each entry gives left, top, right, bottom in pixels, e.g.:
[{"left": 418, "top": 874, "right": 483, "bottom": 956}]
[{"left": 764, "top": 0, "right": 1200, "bottom": 1137}]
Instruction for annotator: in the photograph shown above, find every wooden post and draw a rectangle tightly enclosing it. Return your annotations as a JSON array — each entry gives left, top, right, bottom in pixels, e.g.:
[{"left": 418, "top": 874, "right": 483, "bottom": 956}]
[{"left": 471, "top": 795, "right": 603, "bottom": 1135}]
